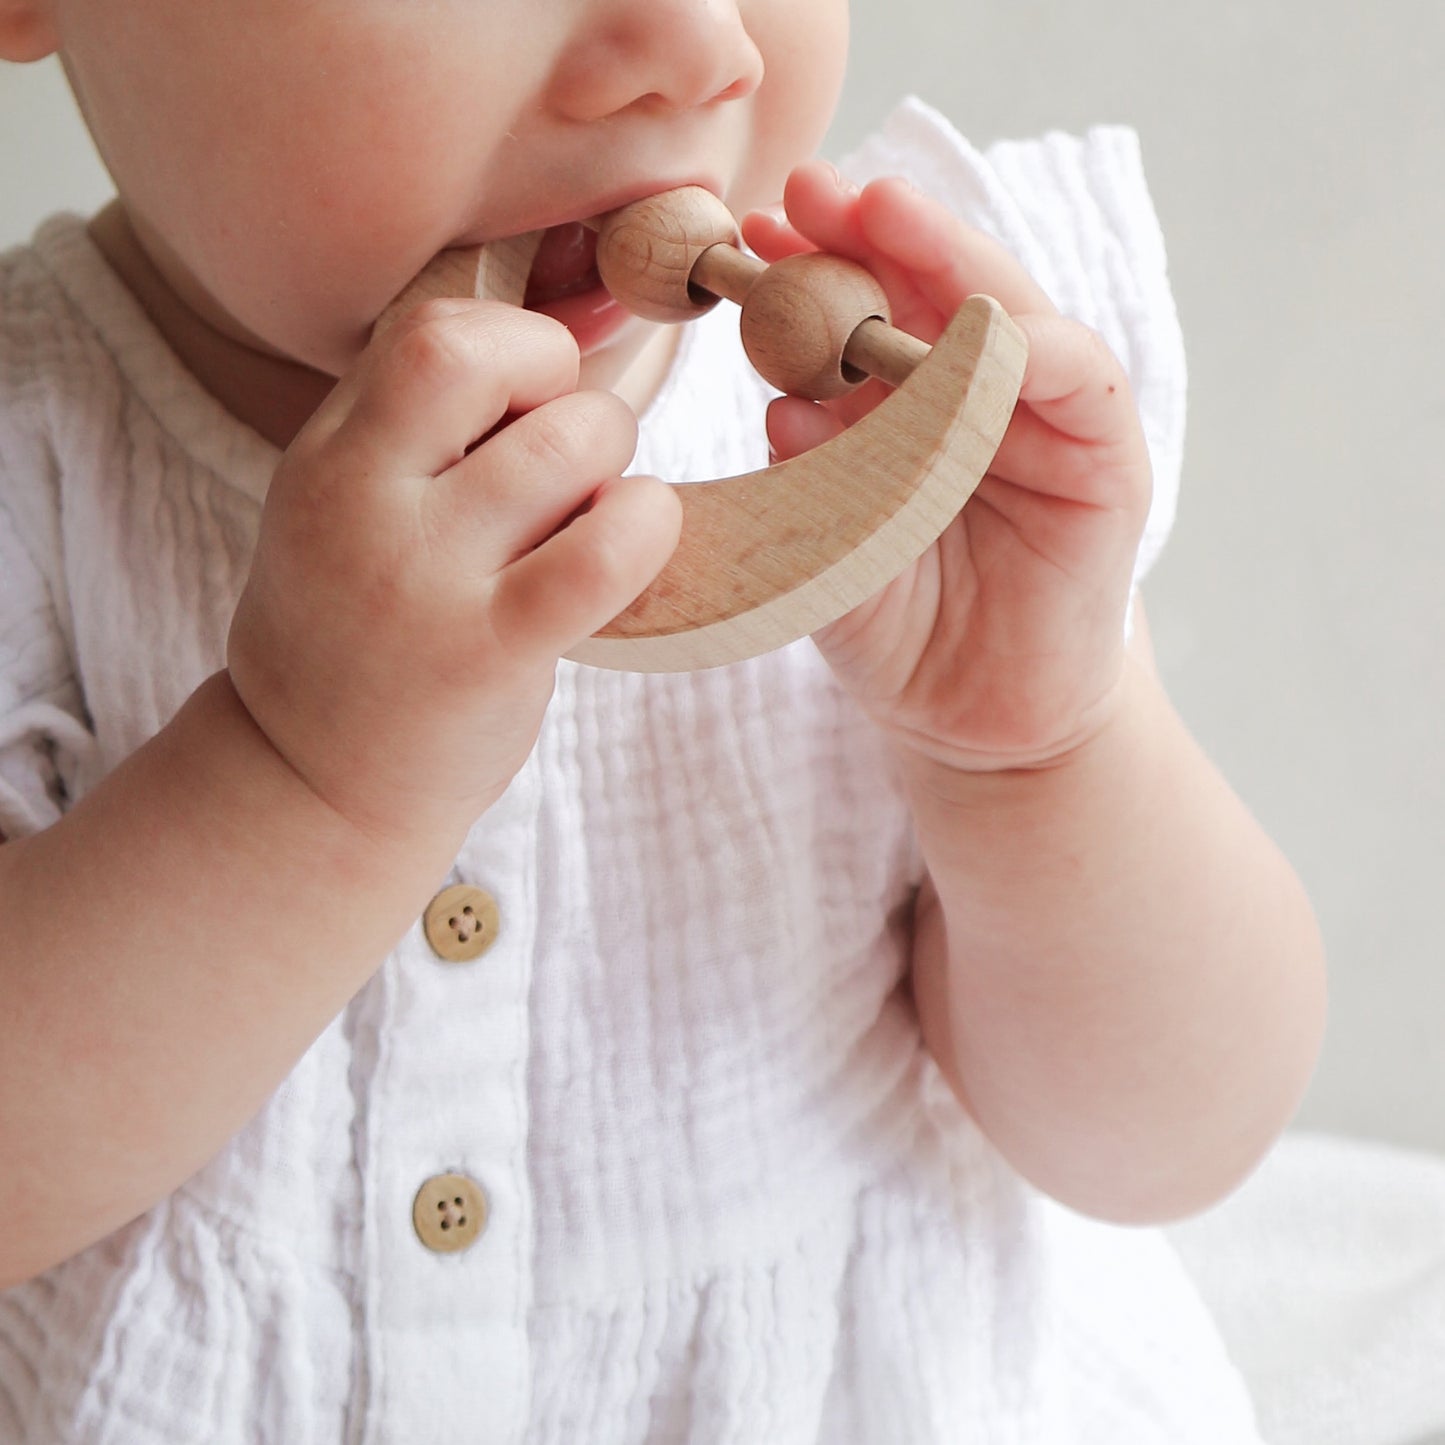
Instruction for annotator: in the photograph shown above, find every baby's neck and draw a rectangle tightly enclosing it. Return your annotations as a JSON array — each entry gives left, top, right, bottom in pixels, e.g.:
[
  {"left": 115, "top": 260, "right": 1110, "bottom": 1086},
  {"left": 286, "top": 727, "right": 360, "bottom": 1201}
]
[{"left": 88, "top": 202, "right": 336, "bottom": 452}]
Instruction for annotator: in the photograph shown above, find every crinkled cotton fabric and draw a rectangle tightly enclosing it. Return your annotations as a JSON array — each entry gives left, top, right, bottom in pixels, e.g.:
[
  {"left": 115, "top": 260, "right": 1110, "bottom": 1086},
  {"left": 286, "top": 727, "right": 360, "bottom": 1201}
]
[{"left": 0, "top": 99, "right": 1259, "bottom": 1443}]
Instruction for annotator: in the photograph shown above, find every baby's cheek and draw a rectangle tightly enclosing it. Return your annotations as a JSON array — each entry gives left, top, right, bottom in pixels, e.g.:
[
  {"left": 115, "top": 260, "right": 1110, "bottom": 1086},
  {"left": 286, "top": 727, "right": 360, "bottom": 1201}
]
[{"left": 736, "top": 0, "right": 849, "bottom": 204}]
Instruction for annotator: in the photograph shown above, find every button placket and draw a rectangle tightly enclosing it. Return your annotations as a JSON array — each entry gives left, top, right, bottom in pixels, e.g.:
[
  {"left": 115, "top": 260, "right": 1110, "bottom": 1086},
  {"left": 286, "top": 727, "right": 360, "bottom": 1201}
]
[{"left": 366, "top": 774, "right": 540, "bottom": 1438}]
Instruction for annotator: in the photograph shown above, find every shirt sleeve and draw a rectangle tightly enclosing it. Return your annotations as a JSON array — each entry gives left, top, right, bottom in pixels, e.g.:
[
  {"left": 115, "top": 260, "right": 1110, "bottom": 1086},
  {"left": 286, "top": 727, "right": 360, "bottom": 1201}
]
[
  {"left": 837, "top": 96, "right": 1188, "bottom": 590},
  {"left": 0, "top": 451, "right": 98, "bottom": 841}
]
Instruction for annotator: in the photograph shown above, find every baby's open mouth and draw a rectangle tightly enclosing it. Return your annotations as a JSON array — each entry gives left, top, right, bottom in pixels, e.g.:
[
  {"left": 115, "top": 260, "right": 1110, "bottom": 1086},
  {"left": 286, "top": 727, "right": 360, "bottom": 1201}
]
[{"left": 523, "top": 221, "right": 602, "bottom": 309}]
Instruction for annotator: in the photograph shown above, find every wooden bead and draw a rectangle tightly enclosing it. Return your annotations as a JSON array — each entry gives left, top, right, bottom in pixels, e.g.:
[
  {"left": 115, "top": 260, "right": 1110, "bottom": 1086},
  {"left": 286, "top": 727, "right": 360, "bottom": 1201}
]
[
  {"left": 739, "top": 253, "right": 891, "bottom": 401},
  {"left": 595, "top": 187, "right": 740, "bottom": 324}
]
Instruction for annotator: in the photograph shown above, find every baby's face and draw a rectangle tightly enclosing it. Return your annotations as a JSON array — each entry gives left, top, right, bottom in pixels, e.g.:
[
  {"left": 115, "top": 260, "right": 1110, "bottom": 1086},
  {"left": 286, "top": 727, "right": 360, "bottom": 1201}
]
[{"left": 42, "top": 0, "right": 848, "bottom": 387}]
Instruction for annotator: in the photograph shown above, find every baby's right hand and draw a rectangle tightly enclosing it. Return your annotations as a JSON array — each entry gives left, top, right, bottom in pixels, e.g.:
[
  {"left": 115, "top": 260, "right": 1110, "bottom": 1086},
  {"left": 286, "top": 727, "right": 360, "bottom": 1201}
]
[{"left": 227, "top": 299, "right": 681, "bottom": 847}]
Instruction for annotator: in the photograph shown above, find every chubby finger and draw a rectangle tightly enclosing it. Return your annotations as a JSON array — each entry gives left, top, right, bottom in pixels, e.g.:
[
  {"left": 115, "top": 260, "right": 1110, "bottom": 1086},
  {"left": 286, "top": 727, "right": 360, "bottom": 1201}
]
[
  {"left": 742, "top": 162, "right": 924, "bottom": 324},
  {"left": 738, "top": 204, "right": 813, "bottom": 265},
  {"left": 740, "top": 158, "right": 859, "bottom": 260},
  {"left": 986, "top": 403, "right": 1152, "bottom": 518},
  {"left": 778, "top": 159, "right": 869, "bottom": 253},
  {"left": 327, "top": 299, "right": 581, "bottom": 479},
  {"left": 765, "top": 394, "right": 846, "bottom": 462},
  {"left": 1012, "top": 313, "right": 1141, "bottom": 448},
  {"left": 852, "top": 176, "right": 1058, "bottom": 320},
  {"left": 763, "top": 162, "right": 924, "bottom": 311},
  {"left": 490, "top": 475, "right": 683, "bottom": 658},
  {"left": 434, "top": 388, "right": 641, "bottom": 568},
  {"left": 751, "top": 162, "right": 1060, "bottom": 326}
]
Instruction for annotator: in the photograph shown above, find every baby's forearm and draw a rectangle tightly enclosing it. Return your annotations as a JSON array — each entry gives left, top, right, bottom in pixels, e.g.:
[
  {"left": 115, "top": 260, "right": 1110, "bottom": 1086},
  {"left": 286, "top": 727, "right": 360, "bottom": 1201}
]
[
  {"left": 906, "top": 657, "right": 1326, "bottom": 1225},
  {"left": 0, "top": 672, "right": 465, "bottom": 1288}
]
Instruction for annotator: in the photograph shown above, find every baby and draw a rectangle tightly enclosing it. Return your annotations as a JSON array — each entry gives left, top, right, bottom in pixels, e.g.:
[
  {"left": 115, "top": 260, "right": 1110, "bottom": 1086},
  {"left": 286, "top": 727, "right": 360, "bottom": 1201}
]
[{"left": 0, "top": 0, "right": 1326, "bottom": 1440}]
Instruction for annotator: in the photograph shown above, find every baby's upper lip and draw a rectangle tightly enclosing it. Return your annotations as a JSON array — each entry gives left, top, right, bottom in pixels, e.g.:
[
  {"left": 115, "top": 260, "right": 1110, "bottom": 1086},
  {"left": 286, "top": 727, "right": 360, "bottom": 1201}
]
[{"left": 458, "top": 176, "right": 729, "bottom": 247}]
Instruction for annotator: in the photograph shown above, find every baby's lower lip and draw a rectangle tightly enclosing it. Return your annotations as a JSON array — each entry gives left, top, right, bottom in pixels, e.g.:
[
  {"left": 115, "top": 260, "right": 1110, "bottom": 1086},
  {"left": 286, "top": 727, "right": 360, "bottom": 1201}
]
[
  {"left": 526, "top": 282, "right": 636, "bottom": 356},
  {"left": 521, "top": 219, "right": 638, "bottom": 354}
]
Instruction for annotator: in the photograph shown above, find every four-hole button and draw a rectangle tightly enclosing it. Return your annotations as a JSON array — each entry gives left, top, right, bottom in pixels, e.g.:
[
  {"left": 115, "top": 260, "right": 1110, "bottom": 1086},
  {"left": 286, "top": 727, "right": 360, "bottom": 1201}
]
[
  {"left": 412, "top": 1172, "right": 488, "bottom": 1254},
  {"left": 423, "top": 883, "right": 501, "bottom": 963}
]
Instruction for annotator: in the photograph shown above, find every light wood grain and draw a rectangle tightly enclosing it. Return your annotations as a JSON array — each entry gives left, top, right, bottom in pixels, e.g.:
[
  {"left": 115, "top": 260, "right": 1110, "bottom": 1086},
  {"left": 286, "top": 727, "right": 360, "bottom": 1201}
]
[
  {"left": 371, "top": 231, "right": 542, "bottom": 334},
  {"left": 566, "top": 293, "right": 1026, "bottom": 672}
]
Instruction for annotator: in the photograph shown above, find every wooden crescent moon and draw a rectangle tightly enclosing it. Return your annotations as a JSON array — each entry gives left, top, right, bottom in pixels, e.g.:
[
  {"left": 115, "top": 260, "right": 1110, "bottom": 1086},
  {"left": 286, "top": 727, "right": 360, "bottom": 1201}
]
[
  {"left": 569, "top": 294, "right": 1025, "bottom": 672},
  {"left": 380, "top": 227, "right": 1028, "bottom": 674}
]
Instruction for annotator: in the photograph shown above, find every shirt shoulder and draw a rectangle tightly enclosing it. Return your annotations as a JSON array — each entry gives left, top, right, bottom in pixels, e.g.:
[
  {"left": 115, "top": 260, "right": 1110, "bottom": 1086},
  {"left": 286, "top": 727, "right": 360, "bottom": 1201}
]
[
  {"left": 0, "top": 218, "right": 119, "bottom": 837},
  {"left": 0, "top": 222, "right": 84, "bottom": 611},
  {"left": 0, "top": 214, "right": 157, "bottom": 550}
]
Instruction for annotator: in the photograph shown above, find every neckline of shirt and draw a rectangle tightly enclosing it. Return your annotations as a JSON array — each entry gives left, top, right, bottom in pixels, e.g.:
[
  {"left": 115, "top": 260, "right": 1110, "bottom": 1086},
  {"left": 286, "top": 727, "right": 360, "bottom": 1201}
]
[{"left": 26, "top": 212, "right": 701, "bottom": 507}]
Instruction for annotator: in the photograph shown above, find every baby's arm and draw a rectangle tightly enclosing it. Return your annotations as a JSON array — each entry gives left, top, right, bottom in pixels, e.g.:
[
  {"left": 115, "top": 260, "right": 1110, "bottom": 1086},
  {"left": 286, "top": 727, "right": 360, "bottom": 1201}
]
[
  {"left": 906, "top": 608, "right": 1325, "bottom": 1225},
  {"left": 0, "top": 299, "right": 680, "bottom": 1288},
  {"left": 749, "top": 165, "right": 1326, "bottom": 1224}
]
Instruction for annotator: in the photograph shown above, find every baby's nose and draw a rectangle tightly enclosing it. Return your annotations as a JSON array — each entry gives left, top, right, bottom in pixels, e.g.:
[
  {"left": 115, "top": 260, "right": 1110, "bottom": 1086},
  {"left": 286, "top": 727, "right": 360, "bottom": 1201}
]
[{"left": 548, "top": 0, "right": 765, "bottom": 121}]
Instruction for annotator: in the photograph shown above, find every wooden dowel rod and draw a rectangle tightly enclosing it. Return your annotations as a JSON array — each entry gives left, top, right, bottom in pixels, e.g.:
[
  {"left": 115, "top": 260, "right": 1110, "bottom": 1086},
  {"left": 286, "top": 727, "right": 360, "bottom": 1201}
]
[
  {"left": 842, "top": 317, "right": 930, "bottom": 390},
  {"left": 690, "top": 243, "right": 764, "bottom": 306}
]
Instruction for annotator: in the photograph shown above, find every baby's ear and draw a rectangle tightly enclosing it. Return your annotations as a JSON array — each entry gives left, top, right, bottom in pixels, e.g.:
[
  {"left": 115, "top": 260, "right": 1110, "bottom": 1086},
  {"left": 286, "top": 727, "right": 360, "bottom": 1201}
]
[{"left": 0, "top": 0, "right": 58, "bottom": 63}]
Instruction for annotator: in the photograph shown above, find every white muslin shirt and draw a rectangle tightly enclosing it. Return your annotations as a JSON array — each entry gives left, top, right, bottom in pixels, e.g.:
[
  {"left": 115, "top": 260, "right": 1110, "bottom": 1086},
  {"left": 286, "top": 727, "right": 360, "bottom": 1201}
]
[{"left": 0, "top": 99, "right": 1261, "bottom": 1443}]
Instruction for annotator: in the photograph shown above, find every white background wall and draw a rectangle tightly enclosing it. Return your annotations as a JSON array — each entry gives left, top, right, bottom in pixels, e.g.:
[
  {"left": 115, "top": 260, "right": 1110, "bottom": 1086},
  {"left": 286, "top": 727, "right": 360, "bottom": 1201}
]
[{"left": 4, "top": 3, "right": 1443, "bottom": 1153}]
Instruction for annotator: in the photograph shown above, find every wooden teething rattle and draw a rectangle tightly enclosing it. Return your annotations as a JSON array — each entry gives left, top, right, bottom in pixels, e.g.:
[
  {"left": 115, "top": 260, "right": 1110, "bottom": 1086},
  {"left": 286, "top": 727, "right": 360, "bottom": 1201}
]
[{"left": 377, "top": 188, "right": 1028, "bottom": 673}]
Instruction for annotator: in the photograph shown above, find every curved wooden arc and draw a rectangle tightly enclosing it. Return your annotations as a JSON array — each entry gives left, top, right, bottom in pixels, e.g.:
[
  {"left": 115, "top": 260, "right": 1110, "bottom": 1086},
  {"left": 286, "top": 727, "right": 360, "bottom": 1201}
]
[
  {"left": 566, "top": 294, "right": 1027, "bottom": 673},
  {"left": 372, "top": 232, "right": 543, "bottom": 337}
]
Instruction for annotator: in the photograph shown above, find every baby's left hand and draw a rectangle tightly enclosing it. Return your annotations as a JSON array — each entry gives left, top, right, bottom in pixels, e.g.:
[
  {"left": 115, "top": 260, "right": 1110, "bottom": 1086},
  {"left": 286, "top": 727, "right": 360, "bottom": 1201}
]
[{"left": 742, "top": 163, "right": 1154, "bottom": 773}]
